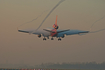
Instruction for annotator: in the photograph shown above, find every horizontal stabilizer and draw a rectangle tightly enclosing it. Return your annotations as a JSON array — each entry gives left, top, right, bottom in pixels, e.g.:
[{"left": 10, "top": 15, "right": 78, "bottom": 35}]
[
  {"left": 57, "top": 29, "right": 70, "bottom": 33},
  {"left": 43, "top": 29, "right": 55, "bottom": 33},
  {"left": 43, "top": 29, "right": 70, "bottom": 33}
]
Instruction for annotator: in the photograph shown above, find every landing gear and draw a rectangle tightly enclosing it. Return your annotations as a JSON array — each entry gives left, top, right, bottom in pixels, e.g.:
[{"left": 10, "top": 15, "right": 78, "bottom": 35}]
[
  {"left": 42, "top": 37, "right": 62, "bottom": 41},
  {"left": 43, "top": 38, "right": 46, "bottom": 40},
  {"left": 58, "top": 38, "right": 61, "bottom": 41},
  {"left": 47, "top": 37, "right": 49, "bottom": 39},
  {"left": 51, "top": 37, "right": 54, "bottom": 40}
]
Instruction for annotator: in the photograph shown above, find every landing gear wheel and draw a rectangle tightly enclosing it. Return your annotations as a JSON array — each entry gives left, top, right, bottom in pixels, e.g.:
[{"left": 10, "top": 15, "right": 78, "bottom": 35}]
[
  {"left": 47, "top": 37, "right": 49, "bottom": 39},
  {"left": 43, "top": 38, "right": 46, "bottom": 40},
  {"left": 58, "top": 38, "right": 61, "bottom": 41},
  {"left": 51, "top": 38, "right": 54, "bottom": 40}
]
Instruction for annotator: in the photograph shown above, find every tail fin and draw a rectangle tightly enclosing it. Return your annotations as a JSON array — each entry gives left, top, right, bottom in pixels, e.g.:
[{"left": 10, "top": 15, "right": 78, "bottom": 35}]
[
  {"left": 53, "top": 15, "right": 59, "bottom": 29},
  {"left": 55, "top": 15, "right": 58, "bottom": 25}
]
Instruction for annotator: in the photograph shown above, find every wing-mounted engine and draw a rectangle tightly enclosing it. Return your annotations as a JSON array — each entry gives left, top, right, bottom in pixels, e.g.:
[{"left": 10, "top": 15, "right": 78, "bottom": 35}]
[
  {"left": 38, "top": 34, "right": 41, "bottom": 38},
  {"left": 53, "top": 15, "right": 59, "bottom": 29}
]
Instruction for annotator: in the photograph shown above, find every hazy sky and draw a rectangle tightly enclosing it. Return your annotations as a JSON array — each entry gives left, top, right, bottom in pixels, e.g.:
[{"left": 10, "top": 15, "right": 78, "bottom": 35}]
[{"left": 0, "top": 0, "right": 105, "bottom": 66}]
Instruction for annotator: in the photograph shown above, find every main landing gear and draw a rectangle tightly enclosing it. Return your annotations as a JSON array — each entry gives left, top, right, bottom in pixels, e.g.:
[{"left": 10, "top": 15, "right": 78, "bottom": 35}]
[
  {"left": 58, "top": 38, "right": 61, "bottom": 41},
  {"left": 43, "top": 37, "right": 49, "bottom": 41},
  {"left": 43, "top": 37, "right": 46, "bottom": 40},
  {"left": 51, "top": 37, "right": 54, "bottom": 40},
  {"left": 43, "top": 37, "right": 62, "bottom": 41}
]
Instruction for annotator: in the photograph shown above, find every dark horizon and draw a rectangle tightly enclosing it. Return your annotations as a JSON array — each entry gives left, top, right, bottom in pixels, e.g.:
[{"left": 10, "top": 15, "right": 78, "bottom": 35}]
[{"left": 0, "top": 62, "right": 105, "bottom": 69}]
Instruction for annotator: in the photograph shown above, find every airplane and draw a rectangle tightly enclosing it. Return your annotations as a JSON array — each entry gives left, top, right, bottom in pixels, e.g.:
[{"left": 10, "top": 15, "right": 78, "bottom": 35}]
[{"left": 18, "top": 15, "right": 89, "bottom": 41}]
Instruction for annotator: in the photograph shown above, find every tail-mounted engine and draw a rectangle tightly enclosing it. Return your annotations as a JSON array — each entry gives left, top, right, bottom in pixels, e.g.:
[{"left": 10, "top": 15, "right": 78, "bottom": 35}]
[{"left": 53, "top": 24, "right": 59, "bottom": 29}]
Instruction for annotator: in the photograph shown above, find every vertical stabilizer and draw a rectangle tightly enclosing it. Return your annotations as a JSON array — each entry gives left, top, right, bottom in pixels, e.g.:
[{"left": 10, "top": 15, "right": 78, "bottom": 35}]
[
  {"left": 55, "top": 15, "right": 58, "bottom": 25},
  {"left": 53, "top": 15, "right": 59, "bottom": 29}
]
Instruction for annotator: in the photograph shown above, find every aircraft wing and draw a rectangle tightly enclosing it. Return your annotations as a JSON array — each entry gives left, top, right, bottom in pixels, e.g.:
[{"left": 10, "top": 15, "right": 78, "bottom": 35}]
[
  {"left": 57, "top": 29, "right": 89, "bottom": 37},
  {"left": 18, "top": 30, "right": 30, "bottom": 33},
  {"left": 18, "top": 29, "right": 41, "bottom": 35}
]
